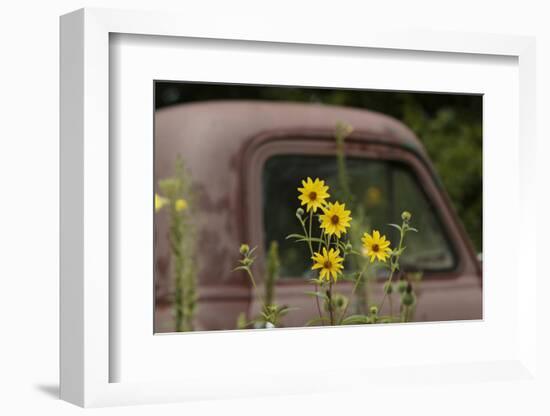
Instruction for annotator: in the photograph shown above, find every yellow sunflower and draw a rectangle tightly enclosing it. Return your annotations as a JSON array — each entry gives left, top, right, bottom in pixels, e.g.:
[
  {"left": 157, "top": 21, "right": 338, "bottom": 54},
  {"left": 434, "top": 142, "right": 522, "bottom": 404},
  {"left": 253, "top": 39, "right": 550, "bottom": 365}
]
[
  {"left": 319, "top": 201, "right": 352, "bottom": 238},
  {"left": 175, "top": 198, "right": 188, "bottom": 212},
  {"left": 297, "top": 177, "right": 330, "bottom": 213},
  {"left": 361, "top": 230, "right": 391, "bottom": 263},
  {"left": 155, "top": 193, "right": 169, "bottom": 212},
  {"left": 311, "top": 247, "right": 344, "bottom": 282},
  {"left": 366, "top": 186, "right": 382, "bottom": 206}
]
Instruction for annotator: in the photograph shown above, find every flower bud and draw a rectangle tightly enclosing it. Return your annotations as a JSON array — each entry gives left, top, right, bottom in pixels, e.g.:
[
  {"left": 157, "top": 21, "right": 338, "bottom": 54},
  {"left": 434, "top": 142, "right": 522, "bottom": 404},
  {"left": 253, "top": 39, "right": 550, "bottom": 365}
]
[
  {"left": 239, "top": 244, "right": 250, "bottom": 255},
  {"left": 296, "top": 207, "right": 305, "bottom": 218},
  {"left": 369, "top": 305, "right": 378, "bottom": 316},
  {"left": 402, "top": 292, "right": 415, "bottom": 306},
  {"left": 335, "top": 121, "right": 354, "bottom": 139},
  {"left": 344, "top": 242, "right": 353, "bottom": 255},
  {"left": 333, "top": 294, "right": 347, "bottom": 309},
  {"left": 175, "top": 198, "right": 188, "bottom": 212},
  {"left": 397, "top": 280, "right": 407, "bottom": 294},
  {"left": 401, "top": 211, "right": 412, "bottom": 222}
]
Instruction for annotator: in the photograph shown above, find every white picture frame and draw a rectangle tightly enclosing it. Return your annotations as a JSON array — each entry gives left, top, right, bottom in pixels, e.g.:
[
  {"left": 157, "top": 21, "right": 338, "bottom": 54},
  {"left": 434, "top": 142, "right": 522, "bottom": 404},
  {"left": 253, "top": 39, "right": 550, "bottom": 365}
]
[{"left": 60, "top": 7, "right": 537, "bottom": 408}]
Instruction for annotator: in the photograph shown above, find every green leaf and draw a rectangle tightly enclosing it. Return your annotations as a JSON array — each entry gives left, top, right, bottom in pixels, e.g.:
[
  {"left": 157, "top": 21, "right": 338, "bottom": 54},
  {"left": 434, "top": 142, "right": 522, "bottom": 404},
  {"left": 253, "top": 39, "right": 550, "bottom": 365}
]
[
  {"left": 407, "top": 227, "right": 419, "bottom": 233},
  {"left": 285, "top": 234, "right": 327, "bottom": 247},
  {"left": 285, "top": 233, "right": 307, "bottom": 240},
  {"left": 277, "top": 306, "right": 299, "bottom": 317},
  {"left": 304, "top": 291, "right": 329, "bottom": 301},
  {"left": 340, "top": 273, "right": 359, "bottom": 282},
  {"left": 305, "top": 237, "right": 328, "bottom": 245},
  {"left": 305, "top": 317, "right": 330, "bottom": 326},
  {"left": 378, "top": 315, "right": 397, "bottom": 323},
  {"left": 392, "top": 247, "right": 406, "bottom": 256},
  {"left": 388, "top": 223, "right": 402, "bottom": 232},
  {"left": 341, "top": 315, "right": 370, "bottom": 325},
  {"left": 307, "top": 277, "right": 324, "bottom": 285}
]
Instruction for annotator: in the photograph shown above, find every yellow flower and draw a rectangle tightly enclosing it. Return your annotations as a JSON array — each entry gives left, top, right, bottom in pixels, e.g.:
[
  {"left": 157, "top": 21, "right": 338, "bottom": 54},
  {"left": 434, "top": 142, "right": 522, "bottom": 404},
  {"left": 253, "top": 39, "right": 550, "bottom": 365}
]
[
  {"left": 297, "top": 177, "right": 330, "bottom": 213},
  {"left": 366, "top": 186, "right": 382, "bottom": 206},
  {"left": 175, "top": 198, "right": 188, "bottom": 212},
  {"left": 361, "top": 230, "right": 391, "bottom": 263},
  {"left": 319, "top": 201, "right": 352, "bottom": 238},
  {"left": 311, "top": 248, "right": 344, "bottom": 282},
  {"left": 155, "top": 193, "right": 169, "bottom": 212}
]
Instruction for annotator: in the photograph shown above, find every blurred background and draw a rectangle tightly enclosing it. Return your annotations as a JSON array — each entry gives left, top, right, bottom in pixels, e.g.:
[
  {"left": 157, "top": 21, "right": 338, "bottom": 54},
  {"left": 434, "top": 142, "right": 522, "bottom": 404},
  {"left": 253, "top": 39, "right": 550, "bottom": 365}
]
[{"left": 156, "top": 82, "right": 482, "bottom": 252}]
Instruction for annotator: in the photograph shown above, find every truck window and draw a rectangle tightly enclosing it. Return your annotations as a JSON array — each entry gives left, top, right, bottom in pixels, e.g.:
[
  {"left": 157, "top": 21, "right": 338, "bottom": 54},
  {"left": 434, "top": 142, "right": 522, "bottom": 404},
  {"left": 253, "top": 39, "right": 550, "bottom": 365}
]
[{"left": 262, "top": 154, "right": 457, "bottom": 278}]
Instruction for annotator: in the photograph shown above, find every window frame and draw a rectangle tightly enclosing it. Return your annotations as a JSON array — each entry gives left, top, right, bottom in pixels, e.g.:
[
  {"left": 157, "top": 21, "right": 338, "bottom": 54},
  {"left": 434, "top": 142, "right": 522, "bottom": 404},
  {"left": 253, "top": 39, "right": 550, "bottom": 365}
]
[{"left": 242, "top": 128, "right": 480, "bottom": 286}]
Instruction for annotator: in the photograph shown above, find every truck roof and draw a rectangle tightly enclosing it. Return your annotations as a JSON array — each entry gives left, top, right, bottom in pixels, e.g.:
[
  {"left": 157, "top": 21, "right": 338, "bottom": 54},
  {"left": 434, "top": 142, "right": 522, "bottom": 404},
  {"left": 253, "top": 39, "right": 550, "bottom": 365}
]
[{"left": 155, "top": 100, "right": 424, "bottom": 155}]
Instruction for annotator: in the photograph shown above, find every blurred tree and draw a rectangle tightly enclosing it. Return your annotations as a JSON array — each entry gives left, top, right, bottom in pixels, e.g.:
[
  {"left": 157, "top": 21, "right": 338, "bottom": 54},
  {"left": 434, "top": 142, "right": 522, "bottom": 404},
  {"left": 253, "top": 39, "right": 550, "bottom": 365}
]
[{"left": 155, "top": 82, "right": 482, "bottom": 252}]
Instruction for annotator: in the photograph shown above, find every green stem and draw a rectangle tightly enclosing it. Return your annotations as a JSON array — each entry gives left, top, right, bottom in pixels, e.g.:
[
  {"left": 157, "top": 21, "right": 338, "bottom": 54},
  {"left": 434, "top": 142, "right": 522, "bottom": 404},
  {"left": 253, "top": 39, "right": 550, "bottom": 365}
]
[
  {"left": 378, "top": 227, "right": 406, "bottom": 313},
  {"left": 318, "top": 229, "right": 325, "bottom": 253},
  {"left": 338, "top": 262, "right": 369, "bottom": 324},
  {"left": 300, "top": 213, "right": 313, "bottom": 257},
  {"left": 389, "top": 293, "right": 393, "bottom": 322},
  {"left": 245, "top": 267, "right": 257, "bottom": 290},
  {"left": 402, "top": 305, "right": 410, "bottom": 323},
  {"left": 327, "top": 281, "right": 334, "bottom": 325},
  {"left": 299, "top": 216, "right": 313, "bottom": 256},
  {"left": 244, "top": 266, "right": 268, "bottom": 321},
  {"left": 308, "top": 211, "right": 313, "bottom": 252},
  {"left": 301, "top": 212, "right": 324, "bottom": 324}
]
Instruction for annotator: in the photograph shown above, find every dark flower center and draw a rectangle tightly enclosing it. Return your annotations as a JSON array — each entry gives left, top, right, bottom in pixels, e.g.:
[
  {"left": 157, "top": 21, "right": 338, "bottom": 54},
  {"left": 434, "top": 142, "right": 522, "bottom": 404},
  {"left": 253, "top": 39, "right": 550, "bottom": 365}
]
[
  {"left": 331, "top": 215, "right": 339, "bottom": 225},
  {"left": 372, "top": 244, "right": 379, "bottom": 252},
  {"left": 309, "top": 192, "right": 317, "bottom": 201},
  {"left": 323, "top": 261, "right": 332, "bottom": 269}
]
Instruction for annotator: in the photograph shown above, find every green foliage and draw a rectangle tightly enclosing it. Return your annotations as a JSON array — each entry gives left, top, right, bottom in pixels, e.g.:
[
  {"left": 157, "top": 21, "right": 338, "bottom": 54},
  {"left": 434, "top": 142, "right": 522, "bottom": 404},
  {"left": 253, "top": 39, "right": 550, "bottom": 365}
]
[
  {"left": 236, "top": 312, "right": 249, "bottom": 330},
  {"left": 234, "top": 243, "right": 292, "bottom": 328},
  {"left": 158, "top": 157, "right": 197, "bottom": 332},
  {"left": 401, "top": 97, "right": 482, "bottom": 252},
  {"left": 333, "top": 122, "right": 371, "bottom": 314},
  {"left": 265, "top": 241, "right": 280, "bottom": 307}
]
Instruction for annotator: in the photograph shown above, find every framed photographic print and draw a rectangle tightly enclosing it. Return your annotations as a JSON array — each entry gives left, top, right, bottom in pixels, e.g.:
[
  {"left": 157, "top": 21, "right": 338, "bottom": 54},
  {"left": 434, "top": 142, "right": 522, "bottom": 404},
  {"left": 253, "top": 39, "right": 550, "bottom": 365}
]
[
  {"left": 60, "top": 7, "right": 538, "bottom": 408},
  {"left": 152, "top": 81, "right": 482, "bottom": 334}
]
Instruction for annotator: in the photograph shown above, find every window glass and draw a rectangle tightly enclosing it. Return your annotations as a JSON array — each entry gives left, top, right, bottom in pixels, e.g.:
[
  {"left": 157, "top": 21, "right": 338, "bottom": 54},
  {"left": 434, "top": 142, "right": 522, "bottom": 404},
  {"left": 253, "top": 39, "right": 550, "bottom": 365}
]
[{"left": 262, "top": 154, "right": 456, "bottom": 278}]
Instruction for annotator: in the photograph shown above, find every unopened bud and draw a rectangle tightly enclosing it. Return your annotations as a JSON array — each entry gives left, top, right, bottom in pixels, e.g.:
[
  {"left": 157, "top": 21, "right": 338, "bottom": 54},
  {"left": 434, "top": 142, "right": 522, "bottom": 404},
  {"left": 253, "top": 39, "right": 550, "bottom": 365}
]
[
  {"left": 296, "top": 207, "right": 305, "bottom": 218},
  {"left": 344, "top": 242, "right": 353, "bottom": 255},
  {"left": 401, "top": 211, "right": 412, "bottom": 222},
  {"left": 239, "top": 244, "right": 250, "bottom": 255},
  {"left": 370, "top": 305, "right": 378, "bottom": 316},
  {"left": 333, "top": 294, "right": 346, "bottom": 309},
  {"left": 402, "top": 292, "right": 415, "bottom": 306},
  {"left": 397, "top": 280, "right": 407, "bottom": 294}
]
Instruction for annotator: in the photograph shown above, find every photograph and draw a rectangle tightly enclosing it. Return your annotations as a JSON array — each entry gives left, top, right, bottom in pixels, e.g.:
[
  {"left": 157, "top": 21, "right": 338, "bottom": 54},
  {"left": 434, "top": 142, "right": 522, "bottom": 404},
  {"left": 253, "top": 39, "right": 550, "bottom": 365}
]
[{"left": 153, "top": 82, "right": 483, "bottom": 333}]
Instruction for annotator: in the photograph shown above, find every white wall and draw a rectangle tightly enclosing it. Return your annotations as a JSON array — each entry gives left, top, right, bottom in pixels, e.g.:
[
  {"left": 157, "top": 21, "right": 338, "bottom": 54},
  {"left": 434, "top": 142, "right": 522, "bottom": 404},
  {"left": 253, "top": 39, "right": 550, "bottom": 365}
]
[{"left": 1, "top": 1, "right": 548, "bottom": 414}]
